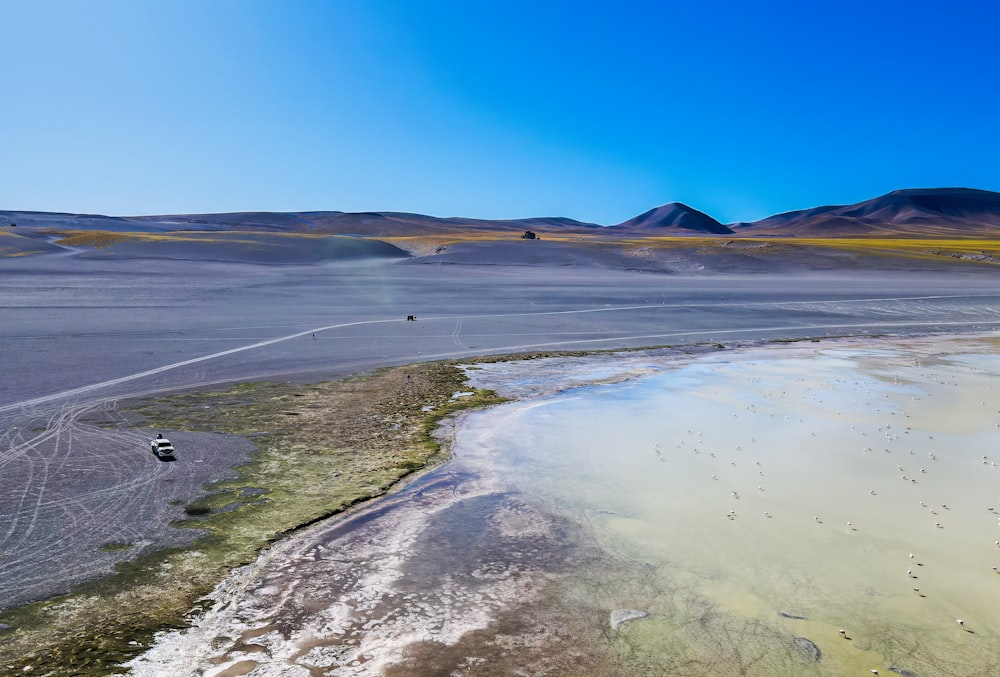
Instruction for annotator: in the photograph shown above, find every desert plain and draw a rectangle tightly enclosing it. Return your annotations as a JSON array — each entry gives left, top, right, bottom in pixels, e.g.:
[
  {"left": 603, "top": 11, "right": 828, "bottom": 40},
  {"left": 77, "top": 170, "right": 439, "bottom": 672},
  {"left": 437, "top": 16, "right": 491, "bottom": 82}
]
[{"left": 3, "top": 190, "right": 1000, "bottom": 675}]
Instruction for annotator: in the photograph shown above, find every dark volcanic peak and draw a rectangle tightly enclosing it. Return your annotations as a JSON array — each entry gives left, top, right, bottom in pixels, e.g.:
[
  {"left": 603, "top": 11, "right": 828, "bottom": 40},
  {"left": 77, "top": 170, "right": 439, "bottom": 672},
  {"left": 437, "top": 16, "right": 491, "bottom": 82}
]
[
  {"left": 737, "top": 187, "right": 1000, "bottom": 236},
  {"left": 839, "top": 187, "right": 1000, "bottom": 225},
  {"left": 614, "top": 202, "right": 734, "bottom": 234}
]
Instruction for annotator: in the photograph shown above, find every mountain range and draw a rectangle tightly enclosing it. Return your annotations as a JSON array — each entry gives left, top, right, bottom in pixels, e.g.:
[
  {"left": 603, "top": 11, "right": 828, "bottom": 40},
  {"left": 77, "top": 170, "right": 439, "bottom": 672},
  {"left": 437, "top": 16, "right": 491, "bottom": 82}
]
[{"left": 3, "top": 187, "right": 1000, "bottom": 238}]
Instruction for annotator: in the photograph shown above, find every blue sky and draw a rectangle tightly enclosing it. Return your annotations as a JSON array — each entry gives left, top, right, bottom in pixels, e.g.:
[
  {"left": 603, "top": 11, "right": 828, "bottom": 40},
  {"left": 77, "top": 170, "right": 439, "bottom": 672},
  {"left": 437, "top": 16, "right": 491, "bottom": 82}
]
[{"left": 2, "top": 0, "right": 998, "bottom": 224}]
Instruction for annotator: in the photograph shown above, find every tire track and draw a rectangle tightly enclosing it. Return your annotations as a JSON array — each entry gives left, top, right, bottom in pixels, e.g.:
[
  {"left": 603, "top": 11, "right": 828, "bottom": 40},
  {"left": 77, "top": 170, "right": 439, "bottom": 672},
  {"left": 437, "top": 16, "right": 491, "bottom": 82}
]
[
  {"left": 4, "top": 293, "right": 997, "bottom": 415},
  {"left": 3, "top": 292, "right": 1000, "bottom": 609}
]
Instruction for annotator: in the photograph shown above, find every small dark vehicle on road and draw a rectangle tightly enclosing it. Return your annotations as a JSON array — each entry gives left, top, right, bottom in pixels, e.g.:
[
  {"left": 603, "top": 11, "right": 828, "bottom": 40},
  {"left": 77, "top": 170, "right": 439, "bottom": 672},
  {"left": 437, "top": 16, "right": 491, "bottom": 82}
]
[{"left": 150, "top": 436, "right": 176, "bottom": 459}]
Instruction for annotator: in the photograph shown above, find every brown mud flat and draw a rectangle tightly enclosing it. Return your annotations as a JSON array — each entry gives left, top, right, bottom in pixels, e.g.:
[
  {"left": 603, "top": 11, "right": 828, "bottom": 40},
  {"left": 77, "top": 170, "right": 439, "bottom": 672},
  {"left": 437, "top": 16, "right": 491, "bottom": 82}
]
[{"left": 0, "top": 360, "right": 506, "bottom": 676}]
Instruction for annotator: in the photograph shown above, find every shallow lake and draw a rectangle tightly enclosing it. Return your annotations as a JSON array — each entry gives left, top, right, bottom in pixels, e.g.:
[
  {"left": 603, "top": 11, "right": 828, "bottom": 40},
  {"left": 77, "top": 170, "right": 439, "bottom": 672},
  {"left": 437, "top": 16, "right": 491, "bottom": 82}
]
[{"left": 459, "top": 336, "right": 1000, "bottom": 675}]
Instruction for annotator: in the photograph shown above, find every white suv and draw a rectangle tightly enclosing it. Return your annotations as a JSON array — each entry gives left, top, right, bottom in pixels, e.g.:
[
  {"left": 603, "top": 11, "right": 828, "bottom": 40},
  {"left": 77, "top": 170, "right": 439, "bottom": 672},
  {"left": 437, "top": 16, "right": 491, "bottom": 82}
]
[{"left": 150, "top": 437, "right": 176, "bottom": 458}]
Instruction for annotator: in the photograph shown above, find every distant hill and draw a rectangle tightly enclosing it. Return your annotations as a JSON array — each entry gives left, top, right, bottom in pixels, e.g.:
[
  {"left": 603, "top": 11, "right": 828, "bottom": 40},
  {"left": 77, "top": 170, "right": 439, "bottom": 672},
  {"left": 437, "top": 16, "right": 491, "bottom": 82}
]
[
  {"left": 0, "top": 210, "right": 162, "bottom": 232},
  {"left": 733, "top": 188, "right": 1000, "bottom": 237},
  {"left": 611, "top": 203, "right": 734, "bottom": 234},
  {"left": 289, "top": 211, "right": 605, "bottom": 237},
  {"left": 0, "top": 209, "right": 604, "bottom": 238},
  {"left": 3, "top": 187, "right": 1000, "bottom": 240}
]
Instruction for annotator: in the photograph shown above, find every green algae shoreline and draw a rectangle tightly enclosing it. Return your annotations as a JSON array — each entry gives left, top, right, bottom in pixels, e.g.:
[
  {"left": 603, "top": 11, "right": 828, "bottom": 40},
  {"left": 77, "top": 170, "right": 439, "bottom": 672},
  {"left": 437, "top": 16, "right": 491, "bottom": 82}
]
[
  {"left": 1, "top": 343, "right": 668, "bottom": 677},
  {"left": 0, "top": 359, "right": 511, "bottom": 676}
]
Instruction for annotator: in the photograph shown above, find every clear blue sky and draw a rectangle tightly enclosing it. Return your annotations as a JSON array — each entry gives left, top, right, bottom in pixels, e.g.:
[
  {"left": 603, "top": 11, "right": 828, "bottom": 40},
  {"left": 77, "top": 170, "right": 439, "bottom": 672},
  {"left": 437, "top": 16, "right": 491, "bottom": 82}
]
[{"left": 2, "top": 0, "right": 998, "bottom": 224}]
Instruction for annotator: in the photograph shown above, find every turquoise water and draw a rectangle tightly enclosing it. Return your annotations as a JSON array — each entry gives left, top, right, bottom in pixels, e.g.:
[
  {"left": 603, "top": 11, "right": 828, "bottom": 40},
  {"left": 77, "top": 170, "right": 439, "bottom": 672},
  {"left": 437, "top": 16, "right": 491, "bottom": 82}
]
[{"left": 462, "top": 341, "right": 1000, "bottom": 675}]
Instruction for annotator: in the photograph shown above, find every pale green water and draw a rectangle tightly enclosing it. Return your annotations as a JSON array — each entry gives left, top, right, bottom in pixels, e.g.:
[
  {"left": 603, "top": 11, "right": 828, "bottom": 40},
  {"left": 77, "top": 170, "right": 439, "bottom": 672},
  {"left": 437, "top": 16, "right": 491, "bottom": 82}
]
[{"left": 464, "top": 340, "right": 1000, "bottom": 676}]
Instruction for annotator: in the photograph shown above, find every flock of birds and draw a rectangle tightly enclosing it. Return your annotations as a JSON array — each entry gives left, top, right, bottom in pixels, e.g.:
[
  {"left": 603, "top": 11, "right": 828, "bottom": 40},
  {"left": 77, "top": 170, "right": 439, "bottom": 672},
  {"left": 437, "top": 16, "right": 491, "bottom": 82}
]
[{"left": 644, "top": 351, "right": 999, "bottom": 671}]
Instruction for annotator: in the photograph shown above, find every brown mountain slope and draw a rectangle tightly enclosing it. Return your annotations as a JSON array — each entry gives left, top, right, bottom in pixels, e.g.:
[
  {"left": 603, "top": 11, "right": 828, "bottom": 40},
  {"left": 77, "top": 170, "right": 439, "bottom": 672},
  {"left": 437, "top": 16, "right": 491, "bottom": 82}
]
[
  {"left": 128, "top": 211, "right": 604, "bottom": 237},
  {"left": 0, "top": 209, "right": 603, "bottom": 237},
  {"left": 734, "top": 188, "right": 1000, "bottom": 237},
  {"left": 4, "top": 187, "right": 1000, "bottom": 240},
  {"left": 611, "top": 202, "right": 733, "bottom": 234}
]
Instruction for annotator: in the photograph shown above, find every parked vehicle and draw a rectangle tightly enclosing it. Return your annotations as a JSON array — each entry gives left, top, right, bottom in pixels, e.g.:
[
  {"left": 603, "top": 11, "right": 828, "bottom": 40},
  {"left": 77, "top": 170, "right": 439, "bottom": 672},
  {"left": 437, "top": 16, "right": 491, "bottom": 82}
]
[{"left": 150, "top": 436, "right": 176, "bottom": 458}]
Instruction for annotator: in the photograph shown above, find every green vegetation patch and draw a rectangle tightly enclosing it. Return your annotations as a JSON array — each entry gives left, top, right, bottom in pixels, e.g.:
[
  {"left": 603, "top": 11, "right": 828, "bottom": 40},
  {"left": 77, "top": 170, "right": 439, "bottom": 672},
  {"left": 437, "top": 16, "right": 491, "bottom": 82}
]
[
  {"left": 49, "top": 230, "right": 132, "bottom": 249},
  {"left": 614, "top": 236, "right": 1000, "bottom": 265},
  {"left": 0, "top": 360, "right": 505, "bottom": 676},
  {"left": 748, "top": 237, "right": 1000, "bottom": 264},
  {"left": 98, "top": 542, "right": 135, "bottom": 553}
]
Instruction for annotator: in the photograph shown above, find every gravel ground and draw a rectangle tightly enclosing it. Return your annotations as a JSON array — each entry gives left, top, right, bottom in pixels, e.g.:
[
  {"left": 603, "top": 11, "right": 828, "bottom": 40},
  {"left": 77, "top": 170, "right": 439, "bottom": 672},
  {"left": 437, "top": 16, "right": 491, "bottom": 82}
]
[
  {"left": 6, "top": 259, "right": 999, "bottom": 609},
  {"left": 3, "top": 245, "right": 1000, "bottom": 673}
]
